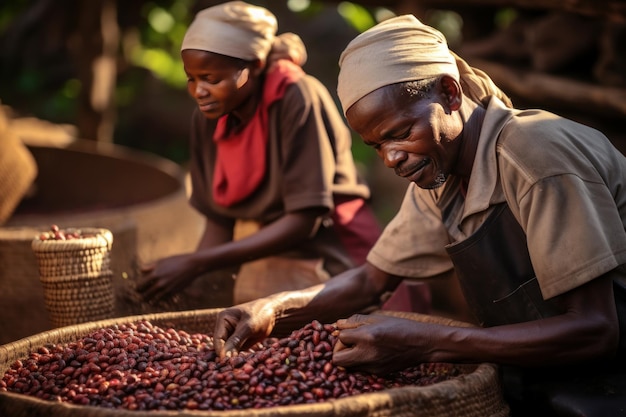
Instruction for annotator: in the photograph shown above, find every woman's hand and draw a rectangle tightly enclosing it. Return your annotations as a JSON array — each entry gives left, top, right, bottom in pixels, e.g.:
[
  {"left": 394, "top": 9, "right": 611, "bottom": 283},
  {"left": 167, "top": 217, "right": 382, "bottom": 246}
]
[
  {"left": 333, "top": 314, "right": 431, "bottom": 375},
  {"left": 136, "top": 253, "right": 201, "bottom": 302},
  {"left": 213, "top": 299, "right": 278, "bottom": 358}
]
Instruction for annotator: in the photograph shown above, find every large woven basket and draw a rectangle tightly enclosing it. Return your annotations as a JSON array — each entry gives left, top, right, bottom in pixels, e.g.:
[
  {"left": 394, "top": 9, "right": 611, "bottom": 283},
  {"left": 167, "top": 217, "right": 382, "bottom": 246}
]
[
  {"left": 0, "top": 309, "right": 510, "bottom": 417},
  {"left": 31, "top": 228, "right": 115, "bottom": 327}
]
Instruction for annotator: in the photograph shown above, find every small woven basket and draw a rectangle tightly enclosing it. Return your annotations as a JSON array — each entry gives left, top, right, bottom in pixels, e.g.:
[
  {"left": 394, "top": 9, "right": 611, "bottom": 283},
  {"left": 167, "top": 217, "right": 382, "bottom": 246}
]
[{"left": 31, "top": 228, "right": 115, "bottom": 327}]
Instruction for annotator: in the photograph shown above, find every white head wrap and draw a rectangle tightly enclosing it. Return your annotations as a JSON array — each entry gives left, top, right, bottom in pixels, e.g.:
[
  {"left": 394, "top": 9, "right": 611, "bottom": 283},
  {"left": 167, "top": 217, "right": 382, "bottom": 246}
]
[
  {"left": 337, "top": 15, "right": 511, "bottom": 114},
  {"left": 181, "top": 1, "right": 277, "bottom": 62}
]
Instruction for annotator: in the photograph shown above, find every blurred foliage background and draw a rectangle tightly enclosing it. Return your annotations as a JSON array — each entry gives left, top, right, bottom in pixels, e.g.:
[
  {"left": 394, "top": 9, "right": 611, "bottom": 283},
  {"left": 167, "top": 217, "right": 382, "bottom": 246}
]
[
  {"left": 0, "top": 1, "right": 472, "bottom": 163},
  {"left": 0, "top": 0, "right": 463, "bottom": 222},
  {"left": 1, "top": 1, "right": 394, "bottom": 164},
  {"left": 4, "top": 0, "right": 622, "bottom": 223}
]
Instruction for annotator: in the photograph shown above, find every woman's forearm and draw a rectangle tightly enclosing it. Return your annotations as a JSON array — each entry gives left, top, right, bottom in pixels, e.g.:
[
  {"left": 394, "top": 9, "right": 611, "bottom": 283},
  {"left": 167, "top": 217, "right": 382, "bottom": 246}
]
[{"left": 192, "top": 209, "right": 325, "bottom": 273}]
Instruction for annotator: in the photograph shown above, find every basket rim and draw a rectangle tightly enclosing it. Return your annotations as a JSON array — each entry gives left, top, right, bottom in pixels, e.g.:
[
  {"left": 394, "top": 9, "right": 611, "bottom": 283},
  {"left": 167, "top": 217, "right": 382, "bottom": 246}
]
[{"left": 31, "top": 228, "right": 113, "bottom": 251}]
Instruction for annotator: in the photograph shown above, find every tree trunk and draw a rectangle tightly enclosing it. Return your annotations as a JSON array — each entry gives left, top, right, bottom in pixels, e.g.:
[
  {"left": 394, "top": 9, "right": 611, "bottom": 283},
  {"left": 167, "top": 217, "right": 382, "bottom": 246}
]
[{"left": 70, "top": 0, "right": 119, "bottom": 142}]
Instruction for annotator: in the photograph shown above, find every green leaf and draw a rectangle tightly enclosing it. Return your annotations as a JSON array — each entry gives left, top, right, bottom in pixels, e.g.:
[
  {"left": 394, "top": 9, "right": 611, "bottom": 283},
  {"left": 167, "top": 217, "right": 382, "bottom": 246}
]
[{"left": 336, "top": 2, "right": 376, "bottom": 33}]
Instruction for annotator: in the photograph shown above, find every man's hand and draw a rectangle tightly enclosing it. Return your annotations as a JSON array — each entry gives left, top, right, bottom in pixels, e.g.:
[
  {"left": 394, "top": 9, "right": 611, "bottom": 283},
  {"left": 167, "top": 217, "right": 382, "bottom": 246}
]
[
  {"left": 334, "top": 314, "right": 429, "bottom": 375},
  {"left": 213, "top": 300, "right": 278, "bottom": 358}
]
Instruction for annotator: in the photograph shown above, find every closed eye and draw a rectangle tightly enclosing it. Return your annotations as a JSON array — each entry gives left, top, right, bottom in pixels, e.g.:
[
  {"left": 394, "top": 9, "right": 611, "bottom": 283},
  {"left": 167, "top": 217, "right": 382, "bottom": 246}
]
[
  {"left": 185, "top": 73, "right": 220, "bottom": 85},
  {"left": 204, "top": 77, "right": 221, "bottom": 85},
  {"left": 387, "top": 128, "right": 411, "bottom": 140},
  {"left": 362, "top": 126, "right": 411, "bottom": 150}
]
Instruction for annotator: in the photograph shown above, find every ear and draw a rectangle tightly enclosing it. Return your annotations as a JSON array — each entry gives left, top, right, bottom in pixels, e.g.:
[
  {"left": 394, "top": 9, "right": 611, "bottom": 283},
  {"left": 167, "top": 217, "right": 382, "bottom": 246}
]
[
  {"left": 235, "top": 68, "right": 249, "bottom": 88},
  {"left": 438, "top": 75, "right": 462, "bottom": 112}
]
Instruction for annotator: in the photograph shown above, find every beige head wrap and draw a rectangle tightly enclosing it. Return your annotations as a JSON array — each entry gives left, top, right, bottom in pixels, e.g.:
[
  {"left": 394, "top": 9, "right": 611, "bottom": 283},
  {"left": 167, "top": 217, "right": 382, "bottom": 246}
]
[
  {"left": 181, "top": 1, "right": 275, "bottom": 61},
  {"left": 181, "top": 1, "right": 307, "bottom": 67},
  {"left": 268, "top": 32, "right": 307, "bottom": 67},
  {"left": 337, "top": 15, "right": 512, "bottom": 114}
]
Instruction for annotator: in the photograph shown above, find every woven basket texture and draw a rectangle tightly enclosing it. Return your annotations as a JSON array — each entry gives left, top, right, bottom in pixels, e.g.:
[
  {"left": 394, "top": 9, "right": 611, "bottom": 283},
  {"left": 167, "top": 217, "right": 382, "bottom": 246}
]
[
  {"left": 31, "top": 228, "right": 115, "bottom": 327},
  {"left": 0, "top": 309, "right": 510, "bottom": 417},
  {"left": 0, "top": 125, "right": 37, "bottom": 226}
]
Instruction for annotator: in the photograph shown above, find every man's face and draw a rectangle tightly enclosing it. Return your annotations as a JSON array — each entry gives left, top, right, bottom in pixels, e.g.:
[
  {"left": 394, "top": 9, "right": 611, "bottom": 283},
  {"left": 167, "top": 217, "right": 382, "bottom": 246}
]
[{"left": 346, "top": 82, "right": 464, "bottom": 189}]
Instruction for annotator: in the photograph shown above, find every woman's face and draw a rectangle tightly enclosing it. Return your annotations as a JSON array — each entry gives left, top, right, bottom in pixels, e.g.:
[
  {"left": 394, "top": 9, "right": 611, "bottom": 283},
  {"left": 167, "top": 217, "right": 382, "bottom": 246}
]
[
  {"left": 182, "top": 49, "right": 254, "bottom": 120},
  {"left": 346, "top": 80, "right": 464, "bottom": 190}
]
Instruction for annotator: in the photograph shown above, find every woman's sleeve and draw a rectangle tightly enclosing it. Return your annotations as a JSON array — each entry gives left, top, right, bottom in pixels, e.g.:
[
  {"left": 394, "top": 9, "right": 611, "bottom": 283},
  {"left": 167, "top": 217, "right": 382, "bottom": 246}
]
[{"left": 274, "top": 78, "right": 342, "bottom": 213}]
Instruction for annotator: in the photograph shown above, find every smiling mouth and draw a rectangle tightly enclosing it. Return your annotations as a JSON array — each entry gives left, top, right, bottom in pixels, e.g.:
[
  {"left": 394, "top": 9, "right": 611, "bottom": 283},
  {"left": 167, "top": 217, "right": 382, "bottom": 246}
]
[{"left": 398, "top": 158, "right": 431, "bottom": 178}]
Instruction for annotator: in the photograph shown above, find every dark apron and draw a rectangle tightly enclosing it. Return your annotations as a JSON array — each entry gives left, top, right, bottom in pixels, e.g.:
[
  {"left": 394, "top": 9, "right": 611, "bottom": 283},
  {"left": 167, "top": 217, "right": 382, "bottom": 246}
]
[
  {"left": 445, "top": 203, "right": 626, "bottom": 416},
  {"left": 445, "top": 203, "right": 561, "bottom": 326}
]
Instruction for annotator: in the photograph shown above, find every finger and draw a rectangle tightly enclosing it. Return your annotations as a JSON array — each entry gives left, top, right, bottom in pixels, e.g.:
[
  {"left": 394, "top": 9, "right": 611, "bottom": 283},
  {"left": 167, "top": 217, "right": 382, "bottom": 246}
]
[
  {"left": 213, "top": 318, "right": 230, "bottom": 357},
  {"left": 137, "top": 274, "right": 178, "bottom": 302},
  {"left": 214, "top": 336, "right": 225, "bottom": 358},
  {"left": 213, "top": 313, "right": 244, "bottom": 358},
  {"left": 332, "top": 343, "right": 359, "bottom": 368},
  {"left": 333, "top": 338, "right": 351, "bottom": 354},
  {"left": 335, "top": 314, "right": 369, "bottom": 330},
  {"left": 335, "top": 327, "right": 361, "bottom": 348},
  {"left": 222, "top": 335, "right": 242, "bottom": 357},
  {"left": 147, "top": 288, "right": 167, "bottom": 303},
  {"left": 137, "top": 279, "right": 168, "bottom": 303},
  {"left": 222, "top": 330, "right": 248, "bottom": 357},
  {"left": 135, "top": 277, "right": 157, "bottom": 297}
]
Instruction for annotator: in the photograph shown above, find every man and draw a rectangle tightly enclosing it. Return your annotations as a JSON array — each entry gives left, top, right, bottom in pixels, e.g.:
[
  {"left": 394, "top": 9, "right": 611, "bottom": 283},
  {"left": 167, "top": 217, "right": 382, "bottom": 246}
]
[{"left": 213, "top": 15, "right": 626, "bottom": 415}]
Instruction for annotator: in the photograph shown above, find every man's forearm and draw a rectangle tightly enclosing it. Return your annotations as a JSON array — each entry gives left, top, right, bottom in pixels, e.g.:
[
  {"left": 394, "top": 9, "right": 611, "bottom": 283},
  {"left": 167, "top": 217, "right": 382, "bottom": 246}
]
[{"left": 271, "top": 265, "right": 385, "bottom": 335}]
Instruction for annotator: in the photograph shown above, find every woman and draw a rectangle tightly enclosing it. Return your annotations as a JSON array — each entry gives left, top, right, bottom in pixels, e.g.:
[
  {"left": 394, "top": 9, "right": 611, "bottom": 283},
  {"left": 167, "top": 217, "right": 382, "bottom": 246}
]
[{"left": 137, "top": 1, "right": 382, "bottom": 306}]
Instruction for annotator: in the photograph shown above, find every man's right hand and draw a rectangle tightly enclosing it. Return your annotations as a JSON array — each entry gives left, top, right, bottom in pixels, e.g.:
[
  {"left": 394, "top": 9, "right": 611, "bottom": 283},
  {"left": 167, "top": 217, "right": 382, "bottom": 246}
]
[{"left": 213, "top": 299, "right": 278, "bottom": 358}]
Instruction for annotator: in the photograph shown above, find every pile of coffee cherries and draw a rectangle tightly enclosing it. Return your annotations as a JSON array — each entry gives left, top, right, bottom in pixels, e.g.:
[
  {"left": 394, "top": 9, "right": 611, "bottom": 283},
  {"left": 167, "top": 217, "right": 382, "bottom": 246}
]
[
  {"left": 1, "top": 320, "right": 463, "bottom": 411},
  {"left": 37, "top": 224, "right": 94, "bottom": 241}
]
